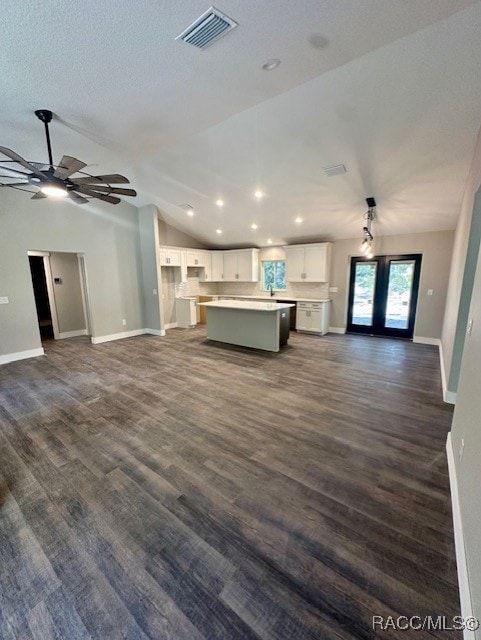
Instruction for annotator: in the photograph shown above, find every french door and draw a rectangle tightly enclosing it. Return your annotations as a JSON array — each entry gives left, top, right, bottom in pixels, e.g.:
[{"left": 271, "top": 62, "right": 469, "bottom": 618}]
[{"left": 347, "top": 254, "right": 422, "bottom": 339}]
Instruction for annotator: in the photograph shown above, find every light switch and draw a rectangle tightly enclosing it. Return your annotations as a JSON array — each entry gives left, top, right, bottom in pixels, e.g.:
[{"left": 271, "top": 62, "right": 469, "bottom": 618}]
[
  {"left": 153, "top": 289, "right": 157, "bottom": 295},
  {"left": 427, "top": 289, "right": 433, "bottom": 296},
  {"left": 0, "top": 296, "right": 9, "bottom": 304}
]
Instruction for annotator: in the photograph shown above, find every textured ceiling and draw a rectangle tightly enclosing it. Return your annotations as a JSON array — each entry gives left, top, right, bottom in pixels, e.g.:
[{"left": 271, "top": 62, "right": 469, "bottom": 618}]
[{"left": 1, "top": 0, "right": 481, "bottom": 246}]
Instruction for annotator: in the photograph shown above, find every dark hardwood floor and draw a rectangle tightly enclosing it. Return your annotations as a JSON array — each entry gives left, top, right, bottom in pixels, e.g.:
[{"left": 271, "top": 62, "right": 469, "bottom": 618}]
[{"left": 0, "top": 328, "right": 459, "bottom": 639}]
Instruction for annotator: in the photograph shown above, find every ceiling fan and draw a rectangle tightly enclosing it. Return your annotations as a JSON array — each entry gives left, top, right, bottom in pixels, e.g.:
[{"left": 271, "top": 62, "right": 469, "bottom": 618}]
[{"left": 0, "top": 110, "right": 137, "bottom": 205}]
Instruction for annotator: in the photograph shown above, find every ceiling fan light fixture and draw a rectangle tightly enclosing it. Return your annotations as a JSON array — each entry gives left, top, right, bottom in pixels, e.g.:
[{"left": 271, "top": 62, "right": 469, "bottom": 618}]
[{"left": 40, "top": 184, "right": 68, "bottom": 198}]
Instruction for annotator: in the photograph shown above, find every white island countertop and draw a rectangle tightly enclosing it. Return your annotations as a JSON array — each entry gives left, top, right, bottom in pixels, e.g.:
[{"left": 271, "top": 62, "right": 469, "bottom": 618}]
[
  {"left": 197, "top": 300, "right": 295, "bottom": 312},
  {"left": 216, "top": 295, "right": 331, "bottom": 303}
]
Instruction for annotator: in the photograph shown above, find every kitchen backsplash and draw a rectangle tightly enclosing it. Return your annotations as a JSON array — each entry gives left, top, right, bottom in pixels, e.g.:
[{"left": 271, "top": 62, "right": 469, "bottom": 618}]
[{"left": 177, "top": 277, "right": 328, "bottom": 299}]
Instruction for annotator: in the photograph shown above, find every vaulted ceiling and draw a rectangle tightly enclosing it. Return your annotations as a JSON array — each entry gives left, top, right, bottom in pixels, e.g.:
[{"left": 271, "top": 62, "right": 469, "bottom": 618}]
[{"left": 2, "top": 0, "right": 481, "bottom": 246}]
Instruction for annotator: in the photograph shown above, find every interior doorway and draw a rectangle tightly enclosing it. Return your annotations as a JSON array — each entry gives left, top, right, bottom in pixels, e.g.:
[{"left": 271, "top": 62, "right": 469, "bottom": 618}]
[
  {"left": 28, "top": 255, "right": 55, "bottom": 340},
  {"left": 347, "top": 254, "right": 422, "bottom": 339},
  {"left": 28, "top": 251, "right": 91, "bottom": 342}
]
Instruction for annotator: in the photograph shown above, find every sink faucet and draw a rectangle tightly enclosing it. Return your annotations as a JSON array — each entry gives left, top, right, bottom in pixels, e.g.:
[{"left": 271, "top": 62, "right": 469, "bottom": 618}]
[{"left": 270, "top": 286, "right": 274, "bottom": 297}]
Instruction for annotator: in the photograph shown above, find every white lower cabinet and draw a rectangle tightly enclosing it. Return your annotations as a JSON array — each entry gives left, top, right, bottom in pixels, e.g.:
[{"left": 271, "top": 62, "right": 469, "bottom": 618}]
[{"left": 296, "top": 301, "right": 329, "bottom": 335}]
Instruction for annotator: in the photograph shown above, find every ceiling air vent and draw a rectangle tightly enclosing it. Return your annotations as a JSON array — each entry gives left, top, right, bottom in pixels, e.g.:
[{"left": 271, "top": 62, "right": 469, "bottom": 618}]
[
  {"left": 176, "top": 6, "right": 238, "bottom": 50},
  {"left": 323, "top": 164, "right": 347, "bottom": 177}
]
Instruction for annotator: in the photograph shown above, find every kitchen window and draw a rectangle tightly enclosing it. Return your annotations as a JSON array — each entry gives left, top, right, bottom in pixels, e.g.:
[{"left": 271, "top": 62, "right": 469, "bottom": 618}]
[{"left": 262, "top": 260, "right": 286, "bottom": 291}]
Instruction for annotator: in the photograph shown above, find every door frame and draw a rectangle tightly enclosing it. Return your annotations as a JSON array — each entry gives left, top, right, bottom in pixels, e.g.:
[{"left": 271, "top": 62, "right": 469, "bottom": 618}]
[
  {"left": 28, "top": 251, "right": 60, "bottom": 339},
  {"left": 28, "top": 250, "right": 92, "bottom": 340},
  {"left": 346, "top": 253, "right": 422, "bottom": 339}
]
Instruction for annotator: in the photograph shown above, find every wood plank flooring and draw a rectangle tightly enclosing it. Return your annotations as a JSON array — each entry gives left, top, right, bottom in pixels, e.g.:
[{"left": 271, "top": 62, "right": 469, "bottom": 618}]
[{"left": 0, "top": 328, "right": 459, "bottom": 639}]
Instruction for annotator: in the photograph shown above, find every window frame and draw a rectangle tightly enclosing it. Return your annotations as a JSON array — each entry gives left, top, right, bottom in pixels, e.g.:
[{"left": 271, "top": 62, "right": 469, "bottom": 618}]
[{"left": 261, "top": 260, "right": 287, "bottom": 291}]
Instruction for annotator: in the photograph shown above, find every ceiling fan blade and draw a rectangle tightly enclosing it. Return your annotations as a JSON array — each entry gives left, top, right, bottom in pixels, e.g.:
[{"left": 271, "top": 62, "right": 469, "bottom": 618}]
[
  {"left": 71, "top": 174, "right": 130, "bottom": 185},
  {"left": 75, "top": 186, "right": 121, "bottom": 204},
  {"left": 69, "top": 191, "right": 89, "bottom": 205},
  {"left": 0, "top": 166, "right": 31, "bottom": 178},
  {"left": 78, "top": 184, "right": 137, "bottom": 197},
  {"left": 54, "top": 155, "right": 87, "bottom": 179},
  {"left": 0, "top": 181, "right": 29, "bottom": 187},
  {"left": 31, "top": 191, "right": 47, "bottom": 200},
  {"left": 0, "top": 146, "right": 46, "bottom": 179}
]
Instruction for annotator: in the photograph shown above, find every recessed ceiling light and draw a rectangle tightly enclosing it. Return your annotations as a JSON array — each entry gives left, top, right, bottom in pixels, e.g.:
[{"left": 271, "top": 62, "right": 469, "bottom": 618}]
[
  {"left": 295, "top": 216, "right": 303, "bottom": 224},
  {"left": 262, "top": 58, "right": 281, "bottom": 71},
  {"left": 254, "top": 190, "right": 264, "bottom": 200},
  {"left": 216, "top": 199, "right": 224, "bottom": 207},
  {"left": 180, "top": 203, "right": 194, "bottom": 216},
  {"left": 216, "top": 228, "right": 222, "bottom": 234},
  {"left": 267, "top": 238, "right": 272, "bottom": 244},
  {"left": 251, "top": 223, "right": 258, "bottom": 230}
]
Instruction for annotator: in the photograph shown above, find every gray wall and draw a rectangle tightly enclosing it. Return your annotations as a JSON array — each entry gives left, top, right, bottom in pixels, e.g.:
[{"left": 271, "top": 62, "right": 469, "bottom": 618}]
[
  {"left": 157, "top": 210, "right": 208, "bottom": 248},
  {"left": 49, "top": 252, "right": 86, "bottom": 335},
  {"left": 442, "top": 128, "right": 481, "bottom": 398},
  {"left": 138, "top": 204, "right": 162, "bottom": 332},
  {"left": 0, "top": 188, "right": 144, "bottom": 357},
  {"left": 329, "top": 230, "right": 454, "bottom": 339},
  {"left": 450, "top": 239, "right": 481, "bottom": 637}
]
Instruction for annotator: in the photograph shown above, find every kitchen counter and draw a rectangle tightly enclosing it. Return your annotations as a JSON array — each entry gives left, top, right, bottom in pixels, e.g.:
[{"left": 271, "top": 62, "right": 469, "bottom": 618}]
[
  {"left": 197, "top": 300, "right": 295, "bottom": 351},
  {"left": 198, "top": 300, "right": 295, "bottom": 312},
  {"left": 218, "top": 295, "right": 331, "bottom": 303}
]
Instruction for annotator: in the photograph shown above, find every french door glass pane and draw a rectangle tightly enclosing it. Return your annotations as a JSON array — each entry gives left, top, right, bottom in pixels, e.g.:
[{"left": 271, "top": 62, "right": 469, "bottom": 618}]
[
  {"left": 385, "top": 260, "right": 415, "bottom": 329},
  {"left": 352, "top": 262, "right": 377, "bottom": 326}
]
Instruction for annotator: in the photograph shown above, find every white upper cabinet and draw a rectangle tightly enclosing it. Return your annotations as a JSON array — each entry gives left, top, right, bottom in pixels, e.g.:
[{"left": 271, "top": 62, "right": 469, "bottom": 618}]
[
  {"left": 184, "top": 250, "right": 205, "bottom": 267},
  {"left": 211, "top": 252, "right": 224, "bottom": 281},
  {"left": 200, "top": 252, "right": 212, "bottom": 281},
  {"left": 159, "top": 247, "right": 182, "bottom": 266},
  {"left": 222, "top": 249, "right": 259, "bottom": 282},
  {"left": 284, "top": 243, "right": 331, "bottom": 282}
]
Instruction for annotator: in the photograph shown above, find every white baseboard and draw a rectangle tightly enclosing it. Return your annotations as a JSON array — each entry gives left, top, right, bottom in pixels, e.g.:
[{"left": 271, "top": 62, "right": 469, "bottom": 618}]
[
  {"left": 413, "top": 336, "right": 440, "bottom": 346},
  {"left": 328, "top": 326, "right": 346, "bottom": 334},
  {"left": 144, "top": 329, "right": 163, "bottom": 336},
  {"left": 438, "top": 341, "right": 457, "bottom": 405},
  {"left": 91, "top": 329, "right": 146, "bottom": 344},
  {"left": 446, "top": 433, "right": 475, "bottom": 639},
  {"left": 58, "top": 329, "right": 88, "bottom": 339},
  {"left": 0, "top": 347, "right": 44, "bottom": 365},
  {"left": 164, "top": 323, "right": 178, "bottom": 330}
]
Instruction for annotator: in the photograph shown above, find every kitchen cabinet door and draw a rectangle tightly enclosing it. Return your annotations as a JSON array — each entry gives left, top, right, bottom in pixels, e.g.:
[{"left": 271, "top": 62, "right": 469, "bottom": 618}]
[
  {"left": 223, "top": 252, "right": 238, "bottom": 281},
  {"left": 200, "top": 252, "right": 212, "bottom": 281},
  {"left": 285, "top": 247, "right": 305, "bottom": 281},
  {"left": 304, "top": 245, "right": 327, "bottom": 282},
  {"left": 211, "top": 252, "right": 224, "bottom": 280},
  {"left": 184, "top": 250, "right": 204, "bottom": 267},
  {"left": 236, "top": 251, "right": 254, "bottom": 281},
  {"left": 159, "top": 248, "right": 182, "bottom": 266}
]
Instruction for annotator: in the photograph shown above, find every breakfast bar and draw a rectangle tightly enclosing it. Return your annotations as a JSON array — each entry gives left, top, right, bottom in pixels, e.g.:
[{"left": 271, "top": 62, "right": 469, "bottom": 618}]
[{"left": 197, "top": 299, "right": 295, "bottom": 352}]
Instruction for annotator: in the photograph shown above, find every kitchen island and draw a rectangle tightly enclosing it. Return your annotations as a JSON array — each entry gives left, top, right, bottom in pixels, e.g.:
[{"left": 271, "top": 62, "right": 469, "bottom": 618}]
[{"left": 197, "top": 300, "right": 295, "bottom": 352}]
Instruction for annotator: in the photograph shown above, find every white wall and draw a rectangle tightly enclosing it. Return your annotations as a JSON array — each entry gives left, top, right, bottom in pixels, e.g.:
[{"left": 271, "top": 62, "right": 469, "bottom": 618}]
[
  {"left": 0, "top": 189, "right": 144, "bottom": 358},
  {"left": 329, "top": 230, "right": 454, "bottom": 338}
]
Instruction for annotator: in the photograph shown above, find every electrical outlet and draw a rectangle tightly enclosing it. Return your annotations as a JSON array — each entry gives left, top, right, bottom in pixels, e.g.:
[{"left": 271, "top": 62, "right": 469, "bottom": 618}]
[
  {"left": 467, "top": 318, "right": 473, "bottom": 336},
  {"left": 427, "top": 289, "right": 433, "bottom": 296},
  {"left": 153, "top": 289, "right": 157, "bottom": 295},
  {"left": 459, "top": 438, "right": 465, "bottom": 462},
  {"left": 122, "top": 319, "right": 127, "bottom": 326}
]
